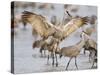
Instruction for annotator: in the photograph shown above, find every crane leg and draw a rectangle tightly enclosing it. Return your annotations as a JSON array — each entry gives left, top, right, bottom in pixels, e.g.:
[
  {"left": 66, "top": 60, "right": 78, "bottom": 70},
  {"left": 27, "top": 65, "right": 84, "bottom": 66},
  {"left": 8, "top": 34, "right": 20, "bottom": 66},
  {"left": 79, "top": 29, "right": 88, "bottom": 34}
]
[
  {"left": 66, "top": 57, "right": 73, "bottom": 70},
  {"left": 75, "top": 57, "right": 78, "bottom": 70},
  {"left": 55, "top": 54, "right": 58, "bottom": 67}
]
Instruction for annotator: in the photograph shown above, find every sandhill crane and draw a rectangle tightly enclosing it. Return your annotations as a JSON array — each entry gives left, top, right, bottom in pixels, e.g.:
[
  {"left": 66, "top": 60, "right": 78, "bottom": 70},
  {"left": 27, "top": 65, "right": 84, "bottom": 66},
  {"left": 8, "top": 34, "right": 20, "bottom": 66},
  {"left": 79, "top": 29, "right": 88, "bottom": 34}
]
[
  {"left": 80, "top": 31, "right": 97, "bottom": 61},
  {"left": 85, "top": 47, "right": 97, "bottom": 68},
  {"left": 83, "top": 41, "right": 97, "bottom": 62},
  {"left": 59, "top": 33, "right": 85, "bottom": 70},
  {"left": 32, "top": 36, "right": 60, "bottom": 67},
  {"left": 32, "top": 39, "right": 47, "bottom": 56},
  {"left": 22, "top": 11, "right": 89, "bottom": 41}
]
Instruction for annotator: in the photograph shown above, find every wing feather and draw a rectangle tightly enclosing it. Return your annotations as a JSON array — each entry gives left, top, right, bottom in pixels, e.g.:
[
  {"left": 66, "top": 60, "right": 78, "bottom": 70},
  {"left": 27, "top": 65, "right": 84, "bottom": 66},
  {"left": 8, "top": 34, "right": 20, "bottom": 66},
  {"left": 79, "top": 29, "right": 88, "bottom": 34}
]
[
  {"left": 22, "top": 11, "right": 56, "bottom": 38},
  {"left": 62, "top": 18, "right": 84, "bottom": 38}
]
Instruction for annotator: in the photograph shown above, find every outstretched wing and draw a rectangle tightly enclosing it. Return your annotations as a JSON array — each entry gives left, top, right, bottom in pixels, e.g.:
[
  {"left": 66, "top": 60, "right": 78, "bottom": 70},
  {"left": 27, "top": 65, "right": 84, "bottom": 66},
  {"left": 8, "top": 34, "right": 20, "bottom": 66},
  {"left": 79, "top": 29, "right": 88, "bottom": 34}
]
[
  {"left": 22, "top": 11, "right": 56, "bottom": 38},
  {"left": 53, "top": 17, "right": 88, "bottom": 40},
  {"left": 62, "top": 17, "right": 85, "bottom": 38}
]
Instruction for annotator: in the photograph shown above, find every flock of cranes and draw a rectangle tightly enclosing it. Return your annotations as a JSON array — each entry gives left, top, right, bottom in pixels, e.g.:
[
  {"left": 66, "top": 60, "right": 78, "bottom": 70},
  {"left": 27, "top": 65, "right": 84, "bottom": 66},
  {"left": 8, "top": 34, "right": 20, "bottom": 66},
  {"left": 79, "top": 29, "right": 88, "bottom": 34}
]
[{"left": 12, "top": 10, "right": 97, "bottom": 70}]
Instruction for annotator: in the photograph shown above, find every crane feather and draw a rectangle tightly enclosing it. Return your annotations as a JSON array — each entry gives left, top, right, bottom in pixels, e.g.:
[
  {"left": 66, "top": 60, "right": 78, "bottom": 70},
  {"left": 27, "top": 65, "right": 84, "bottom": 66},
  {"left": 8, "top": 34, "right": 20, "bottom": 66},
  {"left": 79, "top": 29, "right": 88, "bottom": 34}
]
[{"left": 22, "top": 11, "right": 88, "bottom": 40}]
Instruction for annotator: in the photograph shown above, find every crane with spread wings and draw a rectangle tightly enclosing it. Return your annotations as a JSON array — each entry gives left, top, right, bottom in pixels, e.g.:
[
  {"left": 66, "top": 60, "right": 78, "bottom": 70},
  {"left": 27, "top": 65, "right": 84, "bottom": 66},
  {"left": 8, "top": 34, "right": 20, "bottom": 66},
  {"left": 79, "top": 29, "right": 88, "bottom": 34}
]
[{"left": 22, "top": 11, "right": 89, "bottom": 41}]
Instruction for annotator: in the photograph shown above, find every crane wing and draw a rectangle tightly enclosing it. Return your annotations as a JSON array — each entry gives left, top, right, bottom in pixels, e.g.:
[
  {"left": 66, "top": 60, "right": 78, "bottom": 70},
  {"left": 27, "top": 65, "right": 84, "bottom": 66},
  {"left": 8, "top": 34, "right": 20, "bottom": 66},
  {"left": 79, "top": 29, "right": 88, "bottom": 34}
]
[
  {"left": 52, "top": 17, "right": 86, "bottom": 40},
  {"left": 22, "top": 11, "right": 56, "bottom": 38},
  {"left": 59, "top": 16, "right": 89, "bottom": 40}
]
